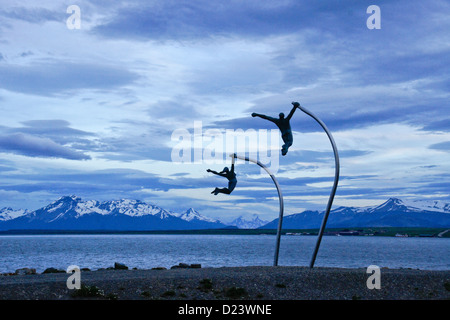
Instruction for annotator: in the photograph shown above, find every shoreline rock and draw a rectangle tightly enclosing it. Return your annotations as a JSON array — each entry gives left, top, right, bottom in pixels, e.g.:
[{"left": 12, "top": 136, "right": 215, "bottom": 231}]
[
  {"left": 42, "top": 267, "right": 65, "bottom": 274},
  {"left": 15, "top": 268, "right": 36, "bottom": 275},
  {"left": 114, "top": 262, "right": 128, "bottom": 270},
  {"left": 170, "top": 263, "right": 202, "bottom": 269}
]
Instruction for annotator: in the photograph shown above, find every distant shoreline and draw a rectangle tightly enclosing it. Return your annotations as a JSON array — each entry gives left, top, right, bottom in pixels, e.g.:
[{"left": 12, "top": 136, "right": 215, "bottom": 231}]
[{"left": 0, "top": 227, "right": 449, "bottom": 237}]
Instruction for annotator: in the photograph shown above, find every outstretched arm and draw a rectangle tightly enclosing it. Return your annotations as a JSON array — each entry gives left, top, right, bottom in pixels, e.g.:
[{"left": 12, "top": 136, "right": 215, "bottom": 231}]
[
  {"left": 286, "top": 102, "right": 300, "bottom": 121},
  {"left": 207, "top": 169, "right": 226, "bottom": 177},
  {"left": 230, "top": 153, "right": 236, "bottom": 170},
  {"left": 252, "top": 113, "right": 277, "bottom": 123}
]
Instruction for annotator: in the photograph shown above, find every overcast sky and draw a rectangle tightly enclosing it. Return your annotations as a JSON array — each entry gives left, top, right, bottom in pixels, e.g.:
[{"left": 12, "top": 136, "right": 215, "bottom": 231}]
[{"left": 0, "top": 0, "right": 449, "bottom": 222}]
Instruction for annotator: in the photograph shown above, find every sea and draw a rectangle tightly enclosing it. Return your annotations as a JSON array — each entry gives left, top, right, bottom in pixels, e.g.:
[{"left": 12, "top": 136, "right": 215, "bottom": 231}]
[{"left": 0, "top": 234, "right": 449, "bottom": 273}]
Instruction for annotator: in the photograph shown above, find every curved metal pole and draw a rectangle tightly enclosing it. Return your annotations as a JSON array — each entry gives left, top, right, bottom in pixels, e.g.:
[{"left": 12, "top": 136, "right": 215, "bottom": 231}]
[
  {"left": 296, "top": 105, "right": 340, "bottom": 268},
  {"left": 232, "top": 154, "right": 284, "bottom": 266}
]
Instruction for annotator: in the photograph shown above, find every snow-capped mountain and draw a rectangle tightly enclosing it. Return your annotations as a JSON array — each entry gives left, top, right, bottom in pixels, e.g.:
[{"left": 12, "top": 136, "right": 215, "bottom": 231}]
[
  {"left": 0, "top": 196, "right": 225, "bottom": 231},
  {"left": 261, "top": 198, "right": 450, "bottom": 229},
  {"left": 175, "top": 208, "right": 220, "bottom": 223},
  {"left": 97, "top": 198, "right": 174, "bottom": 219},
  {"left": 228, "top": 215, "right": 269, "bottom": 229},
  {"left": 400, "top": 199, "right": 450, "bottom": 213},
  {"left": 0, "top": 207, "right": 29, "bottom": 221},
  {"left": 171, "top": 208, "right": 226, "bottom": 229}
]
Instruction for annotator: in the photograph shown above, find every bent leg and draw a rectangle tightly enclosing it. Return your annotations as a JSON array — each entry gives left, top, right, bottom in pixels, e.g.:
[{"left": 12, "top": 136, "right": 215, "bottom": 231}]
[
  {"left": 281, "top": 133, "right": 293, "bottom": 156},
  {"left": 214, "top": 188, "right": 231, "bottom": 195}
]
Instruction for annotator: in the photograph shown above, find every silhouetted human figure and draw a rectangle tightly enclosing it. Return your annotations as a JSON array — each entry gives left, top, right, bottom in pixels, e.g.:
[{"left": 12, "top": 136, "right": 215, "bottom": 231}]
[
  {"left": 252, "top": 102, "right": 300, "bottom": 156},
  {"left": 207, "top": 158, "right": 237, "bottom": 195}
]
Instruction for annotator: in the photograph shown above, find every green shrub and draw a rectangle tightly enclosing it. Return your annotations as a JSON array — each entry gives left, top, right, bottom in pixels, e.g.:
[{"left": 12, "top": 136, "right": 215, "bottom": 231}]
[
  {"left": 161, "top": 290, "right": 176, "bottom": 297},
  {"left": 71, "top": 284, "right": 104, "bottom": 298},
  {"left": 198, "top": 278, "right": 213, "bottom": 291},
  {"left": 224, "top": 287, "right": 248, "bottom": 299},
  {"left": 105, "top": 293, "right": 118, "bottom": 300},
  {"left": 444, "top": 282, "right": 450, "bottom": 292},
  {"left": 141, "top": 290, "right": 151, "bottom": 298}
]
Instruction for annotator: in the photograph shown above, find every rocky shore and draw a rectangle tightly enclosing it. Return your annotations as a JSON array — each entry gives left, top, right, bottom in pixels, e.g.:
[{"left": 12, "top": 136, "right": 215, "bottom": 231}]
[{"left": 1, "top": 265, "right": 449, "bottom": 300}]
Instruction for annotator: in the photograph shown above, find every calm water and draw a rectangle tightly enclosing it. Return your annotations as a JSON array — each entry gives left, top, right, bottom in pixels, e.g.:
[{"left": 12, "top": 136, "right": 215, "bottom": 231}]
[{"left": 0, "top": 234, "right": 448, "bottom": 273}]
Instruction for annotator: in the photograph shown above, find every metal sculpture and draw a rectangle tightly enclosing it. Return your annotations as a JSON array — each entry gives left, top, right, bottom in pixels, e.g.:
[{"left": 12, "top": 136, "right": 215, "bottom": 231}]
[
  {"left": 232, "top": 154, "right": 284, "bottom": 266},
  {"left": 293, "top": 102, "right": 340, "bottom": 268},
  {"left": 207, "top": 101, "right": 339, "bottom": 268}
]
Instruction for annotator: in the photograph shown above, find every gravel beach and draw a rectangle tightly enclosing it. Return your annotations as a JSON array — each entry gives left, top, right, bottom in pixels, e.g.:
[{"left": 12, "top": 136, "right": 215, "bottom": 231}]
[{"left": 0, "top": 266, "right": 449, "bottom": 300}]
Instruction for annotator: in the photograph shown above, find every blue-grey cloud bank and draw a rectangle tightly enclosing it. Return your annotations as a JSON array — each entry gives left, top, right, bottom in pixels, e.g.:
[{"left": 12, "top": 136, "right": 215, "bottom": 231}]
[{"left": 0, "top": 0, "right": 449, "bottom": 221}]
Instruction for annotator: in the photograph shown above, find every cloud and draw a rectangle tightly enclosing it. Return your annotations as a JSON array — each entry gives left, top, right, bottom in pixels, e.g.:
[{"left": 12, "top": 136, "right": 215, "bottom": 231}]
[
  {"left": 353, "top": 52, "right": 450, "bottom": 86},
  {"left": 92, "top": 0, "right": 304, "bottom": 41},
  {"left": 147, "top": 98, "right": 203, "bottom": 122},
  {"left": 207, "top": 85, "right": 449, "bottom": 134},
  {"left": 429, "top": 141, "right": 450, "bottom": 152},
  {"left": 1, "top": 120, "right": 96, "bottom": 157},
  {"left": 13, "top": 120, "right": 94, "bottom": 143},
  {"left": 0, "top": 118, "right": 181, "bottom": 163},
  {"left": 0, "top": 165, "right": 15, "bottom": 172},
  {"left": 0, "top": 133, "right": 91, "bottom": 160},
  {"left": 89, "top": 121, "right": 175, "bottom": 162},
  {"left": 421, "top": 119, "right": 450, "bottom": 132},
  {"left": 0, "top": 6, "right": 61, "bottom": 24},
  {"left": 0, "top": 168, "right": 183, "bottom": 208},
  {"left": 92, "top": 0, "right": 403, "bottom": 42},
  {"left": 0, "top": 61, "right": 140, "bottom": 96}
]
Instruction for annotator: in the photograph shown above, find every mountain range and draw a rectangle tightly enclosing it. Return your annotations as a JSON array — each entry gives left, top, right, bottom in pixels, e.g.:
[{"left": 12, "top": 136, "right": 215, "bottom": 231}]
[
  {"left": 0, "top": 196, "right": 226, "bottom": 231},
  {"left": 228, "top": 214, "right": 269, "bottom": 229},
  {"left": 0, "top": 196, "right": 449, "bottom": 231},
  {"left": 261, "top": 198, "right": 450, "bottom": 229}
]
